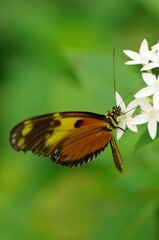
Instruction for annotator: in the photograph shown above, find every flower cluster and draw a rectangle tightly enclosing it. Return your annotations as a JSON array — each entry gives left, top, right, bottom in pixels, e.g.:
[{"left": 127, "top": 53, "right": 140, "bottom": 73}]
[{"left": 116, "top": 39, "right": 159, "bottom": 140}]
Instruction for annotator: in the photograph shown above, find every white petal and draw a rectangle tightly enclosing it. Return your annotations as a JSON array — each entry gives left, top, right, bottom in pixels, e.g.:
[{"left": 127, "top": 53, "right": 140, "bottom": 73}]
[
  {"left": 143, "top": 49, "right": 158, "bottom": 62},
  {"left": 126, "top": 99, "right": 138, "bottom": 113},
  {"left": 131, "top": 113, "right": 148, "bottom": 125},
  {"left": 115, "top": 92, "right": 126, "bottom": 110},
  {"left": 136, "top": 99, "right": 152, "bottom": 112},
  {"left": 139, "top": 39, "right": 149, "bottom": 53},
  {"left": 147, "top": 51, "right": 159, "bottom": 62},
  {"left": 117, "top": 128, "right": 124, "bottom": 140},
  {"left": 123, "top": 50, "right": 140, "bottom": 61},
  {"left": 153, "top": 93, "right": 159, "bottom": 109},
  {"left": 151, "top": 41, "right": 159, "bottom": 52},
  {"left": 125, "top": 60, "right": 142, "bottom": 65},
  {"left": 148, "top": 119, "right": 157, "bottom": 139},
  {"left": 118, "top": 120, "right": 126, "bottom": 131},
  {"left": 117, "top": 119, "right": 126, "bottom": 140},
  {"left": 142, "top": 73, "right": 156, "bottom": 85},
  {"left": 141, "top": 62, "right": 159, "bottom": 70},
  {"left": 135, "top": 87, "right": 154, "bottom": 98},
  {"left": 127, "top": 121, "right": 138, "bottom": 132},
  {"left": 124, "top": 40, "right": 149, "bottom": 66}
]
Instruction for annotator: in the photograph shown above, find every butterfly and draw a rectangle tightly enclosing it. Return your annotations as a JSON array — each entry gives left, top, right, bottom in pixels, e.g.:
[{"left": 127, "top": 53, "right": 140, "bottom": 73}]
[{"left": 9, "top": 106, "right": 124, "bottom": 172}]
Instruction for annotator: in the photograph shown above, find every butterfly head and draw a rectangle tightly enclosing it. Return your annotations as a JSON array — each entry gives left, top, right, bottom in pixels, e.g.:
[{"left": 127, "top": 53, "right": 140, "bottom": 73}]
[
  {"left": 106, "top": 105, "right": 122, "bottom": 118},
  {"left": 112, "top": 105, "right": 122, "bottom": 117}
]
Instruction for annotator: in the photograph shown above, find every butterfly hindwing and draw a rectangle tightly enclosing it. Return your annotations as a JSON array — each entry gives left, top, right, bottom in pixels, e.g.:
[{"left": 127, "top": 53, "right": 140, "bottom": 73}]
[
  {"left": 53, "top": 123, "right": 113, "bottom": 167},
  {"left": 10, "top": 112, "right": 115, "bottom": 167}
]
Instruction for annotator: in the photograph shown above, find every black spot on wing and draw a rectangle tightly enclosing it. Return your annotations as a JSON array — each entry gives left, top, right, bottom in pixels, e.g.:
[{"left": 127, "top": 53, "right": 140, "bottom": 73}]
[{"left": 74, "top": 119, "right": 84, "bottom": 128}]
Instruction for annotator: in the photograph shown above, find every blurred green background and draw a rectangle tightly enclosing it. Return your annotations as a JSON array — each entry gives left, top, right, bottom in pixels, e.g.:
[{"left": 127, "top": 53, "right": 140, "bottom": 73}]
[{"left": 1, "top": 0, "right": 159, "bottom": 239}]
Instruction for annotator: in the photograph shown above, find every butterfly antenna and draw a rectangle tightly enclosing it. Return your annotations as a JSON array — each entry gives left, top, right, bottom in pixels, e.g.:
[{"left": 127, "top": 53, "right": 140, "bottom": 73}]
[
  {"left": 113, "top": 47, "right": 117, "bottom": 105},
  {"left": 121, "top": 81, "right": 144, "bottom": 104}
]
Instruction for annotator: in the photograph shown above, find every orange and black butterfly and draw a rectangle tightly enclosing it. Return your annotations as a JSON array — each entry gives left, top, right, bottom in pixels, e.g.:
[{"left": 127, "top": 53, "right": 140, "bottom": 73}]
[{"left": 9, "top": 106, "right": 124, "bottom": 172}]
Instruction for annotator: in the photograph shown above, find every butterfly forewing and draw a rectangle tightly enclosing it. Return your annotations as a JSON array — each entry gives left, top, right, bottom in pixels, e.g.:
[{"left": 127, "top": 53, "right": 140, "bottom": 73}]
[{"left": 10, "top": 109, "right": 124, "bottom": 171}]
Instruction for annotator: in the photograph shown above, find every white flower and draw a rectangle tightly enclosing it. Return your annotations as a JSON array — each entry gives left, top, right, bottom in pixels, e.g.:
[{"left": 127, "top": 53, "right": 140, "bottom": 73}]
[
  {"left": 116, "top": 92, "right": 138, "bottom": 140},
  {"left": 141, "top": 51, "right": 159, "bottom": 70},
  {"left": 141, "top": 41, "right": 159, "bottom": 70},
  {"left": 124, "top": 39, "right": 150, "bottom": 65},
  {"left": 124, "top": 39, "right": 159, "bottom": 70},
  {"left": 131, "top": 99, "right": 159, "bottom": 139},
  {"left": 135, "top": 73, "right": 159, "bottom": 109}
]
